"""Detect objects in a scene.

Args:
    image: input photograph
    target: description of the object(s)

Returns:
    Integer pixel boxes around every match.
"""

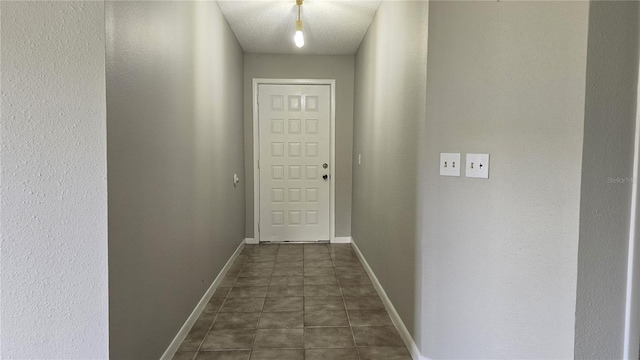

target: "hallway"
[172,243,411,360]
[3,1,640,359]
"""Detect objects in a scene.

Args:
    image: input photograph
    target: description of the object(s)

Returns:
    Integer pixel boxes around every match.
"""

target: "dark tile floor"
[172,243,412,360]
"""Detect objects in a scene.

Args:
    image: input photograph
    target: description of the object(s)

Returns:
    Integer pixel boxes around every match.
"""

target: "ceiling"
[217,1,381,55]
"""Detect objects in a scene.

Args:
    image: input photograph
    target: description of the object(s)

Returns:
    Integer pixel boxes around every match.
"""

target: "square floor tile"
[270,276,303,286]
[304,253,332,261]
[245,253,276,265]
[227,286,268,298]
[357,347,412,360]
[304,260,334,268]
[177,316,214,351]
[304,285,342,297]
[212,312,260,329]
[305,245,329,251]
[249,349,304,360]
[242,261,275,269]
[204,298,224,314]
[304,267,336,277]
[172,351,196,360]
[251,245,279,254]
[266,286,304,298]
[351,326,404,347]
[340,285,378,297]
[272,267,304,276]
[195,351,250,360]
[332,260,363,268]
[334,267,366,276]
[305,311,349,327]
[212,287,232,298]
[304,297,345,312]
[276,254,304,262]
[263,297,304,312]
[200,328,256,350]
[337,275,372,286]
[347,310,393,327]
[234,277,269,287]
[177,330,206,351]
[343,296,384,310]
[221,277,237,287]
[304,275,338,285]
[259,311,303,329]
[304,327,354,349]
[305,348,359,360]
[274,260,303,268]
[238,268,272,278]
[219,297,265,313]
[254,329,303,349]
[330,252,359,259]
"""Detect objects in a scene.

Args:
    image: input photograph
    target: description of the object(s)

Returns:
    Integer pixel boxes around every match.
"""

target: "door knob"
[322,174,328,180]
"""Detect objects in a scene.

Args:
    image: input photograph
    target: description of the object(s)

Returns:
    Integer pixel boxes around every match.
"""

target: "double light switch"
[440,153,490,179]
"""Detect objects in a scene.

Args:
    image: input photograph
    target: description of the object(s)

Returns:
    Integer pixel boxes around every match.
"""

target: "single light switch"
[440,153,461,176]
[465,153,490,179]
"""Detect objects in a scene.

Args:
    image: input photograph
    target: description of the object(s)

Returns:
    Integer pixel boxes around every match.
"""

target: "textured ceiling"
[217,1,381,55]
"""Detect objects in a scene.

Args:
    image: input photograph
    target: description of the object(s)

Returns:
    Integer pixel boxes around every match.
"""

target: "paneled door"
[258,84,331,242]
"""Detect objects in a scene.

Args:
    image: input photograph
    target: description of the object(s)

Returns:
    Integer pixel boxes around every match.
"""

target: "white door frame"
[252,78,336,243]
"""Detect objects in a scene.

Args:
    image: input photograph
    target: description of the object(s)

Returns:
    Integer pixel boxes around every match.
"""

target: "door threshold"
[260,240,330,244]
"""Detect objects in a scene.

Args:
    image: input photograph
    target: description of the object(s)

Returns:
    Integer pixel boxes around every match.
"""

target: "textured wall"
[106,2,245,358]
[574,2,640,359]
[243,54,354,238]
[1,2,109,358]
[422,2,588,358]
[351,1,428,345]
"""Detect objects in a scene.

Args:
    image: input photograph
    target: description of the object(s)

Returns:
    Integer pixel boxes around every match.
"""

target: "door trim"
[252,78,336,243]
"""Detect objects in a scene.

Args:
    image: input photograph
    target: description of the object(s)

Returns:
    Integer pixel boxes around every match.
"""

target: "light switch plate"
[440,153,461,176]
[466,153,490,178]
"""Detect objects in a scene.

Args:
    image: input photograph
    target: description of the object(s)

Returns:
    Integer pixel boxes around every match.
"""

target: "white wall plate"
[440,153,461,177]
[465,153,490,179]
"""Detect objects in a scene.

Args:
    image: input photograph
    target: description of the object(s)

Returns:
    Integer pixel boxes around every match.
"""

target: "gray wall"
[244,54,354,238]
[422,2,588,358]
[106,2,245,358]
[352,0,429,344]
[574,2,640,359]
[1,2,109,358]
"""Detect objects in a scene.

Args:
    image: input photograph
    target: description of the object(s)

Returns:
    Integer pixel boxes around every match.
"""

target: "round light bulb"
[294,30,304,48]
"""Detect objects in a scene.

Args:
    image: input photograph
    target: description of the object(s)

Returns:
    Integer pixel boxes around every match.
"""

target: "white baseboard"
[244,237,258,244]
[331,236,352,244]
[160,239,246,360]
[351,239,423,360]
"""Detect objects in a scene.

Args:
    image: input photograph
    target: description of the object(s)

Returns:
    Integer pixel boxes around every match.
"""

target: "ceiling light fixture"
[294,0,304,48]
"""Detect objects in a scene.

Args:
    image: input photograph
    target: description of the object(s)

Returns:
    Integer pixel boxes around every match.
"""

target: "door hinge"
[258,222,260,232]
[258,159,260,169]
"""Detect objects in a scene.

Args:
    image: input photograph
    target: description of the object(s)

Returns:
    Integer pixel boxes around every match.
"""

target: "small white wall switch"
[440,153,461,176]
[465,153,490,179]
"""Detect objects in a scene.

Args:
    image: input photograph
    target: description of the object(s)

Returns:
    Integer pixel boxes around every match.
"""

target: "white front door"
[258,84,331,242]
